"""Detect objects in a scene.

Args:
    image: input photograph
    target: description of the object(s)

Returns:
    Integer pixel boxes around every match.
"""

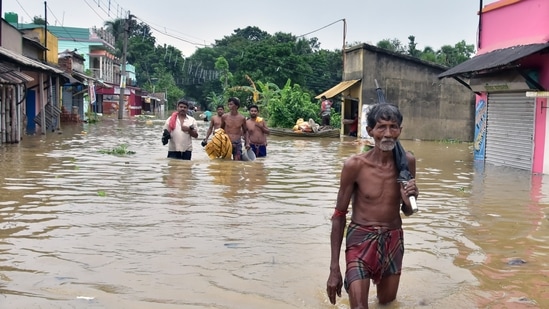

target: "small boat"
[270,127,340,138]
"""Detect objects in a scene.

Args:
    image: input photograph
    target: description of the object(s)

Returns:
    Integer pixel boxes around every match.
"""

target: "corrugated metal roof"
[61,72,81,85]
[72,71,113,88]
[439,42,549,78]
[0,46,64,74]
[72,71,92,84]
[315,79,361,99]
[0,62,34,84]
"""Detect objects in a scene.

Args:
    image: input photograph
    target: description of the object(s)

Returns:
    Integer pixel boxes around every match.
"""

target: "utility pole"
[0,0,3,46]
[118,11,131,119]
[342,18,346,79]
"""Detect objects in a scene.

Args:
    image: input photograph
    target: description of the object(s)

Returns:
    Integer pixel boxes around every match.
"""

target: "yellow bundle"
[256,117,263,123]
[204,128,233,160]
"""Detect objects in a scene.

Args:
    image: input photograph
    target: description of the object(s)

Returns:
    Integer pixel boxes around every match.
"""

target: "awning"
[0,62,34,84]
[315,79,361,99]
[0,46,64,74]
[61,72,81,85]
[72,71,92,84]
[439,42,549,78]
[72,71,113,88]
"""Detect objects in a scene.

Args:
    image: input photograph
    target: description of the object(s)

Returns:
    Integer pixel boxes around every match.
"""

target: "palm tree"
[104,18,125,56]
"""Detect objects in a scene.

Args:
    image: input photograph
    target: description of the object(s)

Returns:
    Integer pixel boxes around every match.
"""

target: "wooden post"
[55,75,61,130]
[16,84,22,142]
[48,75,53,131]
[10,86,16,142]
[1,86,5,144]
[40,73,46,134]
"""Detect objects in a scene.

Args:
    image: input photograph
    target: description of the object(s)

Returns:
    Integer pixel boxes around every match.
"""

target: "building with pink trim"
[440,0,549,174]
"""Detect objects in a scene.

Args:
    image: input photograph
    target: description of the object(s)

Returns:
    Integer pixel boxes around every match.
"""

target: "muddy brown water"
[0,118,548,308]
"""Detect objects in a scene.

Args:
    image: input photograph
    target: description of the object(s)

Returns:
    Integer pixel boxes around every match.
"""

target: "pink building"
[440,0,549,174]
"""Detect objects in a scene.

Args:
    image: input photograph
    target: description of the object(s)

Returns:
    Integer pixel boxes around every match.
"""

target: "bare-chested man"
[220,97,249,160]
[326,103,418,309]
[245,104,269,157]
[203,105,225,145]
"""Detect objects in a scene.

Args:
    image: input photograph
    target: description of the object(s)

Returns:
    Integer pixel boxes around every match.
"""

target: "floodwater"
[0,117,548,309]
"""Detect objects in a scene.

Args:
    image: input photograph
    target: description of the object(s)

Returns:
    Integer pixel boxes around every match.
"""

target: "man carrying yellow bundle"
[204,128,232,159]
[220,97,250,161]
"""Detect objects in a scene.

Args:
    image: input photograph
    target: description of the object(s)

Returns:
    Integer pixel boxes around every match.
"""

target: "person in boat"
[203,105,225,146]
[162,99,199,160]
[326,103,418,308]
[246,104,269,157]
[320,95,333,126]
[220,97,249,160]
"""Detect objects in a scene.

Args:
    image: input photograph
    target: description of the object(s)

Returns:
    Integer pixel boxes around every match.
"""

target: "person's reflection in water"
[162,160,195,198]
[207,160,268,204]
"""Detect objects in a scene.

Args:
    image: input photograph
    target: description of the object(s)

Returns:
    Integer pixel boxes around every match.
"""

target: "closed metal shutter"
[486,92,535,170]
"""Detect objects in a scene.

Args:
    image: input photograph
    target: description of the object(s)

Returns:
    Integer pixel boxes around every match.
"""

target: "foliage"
[102,19,476,126]
[330,113,342,129]
[32,16,46,25]
[266,80,319,129]
[376,36,475,67]
[215,56,232,90]
[99,144,136,156]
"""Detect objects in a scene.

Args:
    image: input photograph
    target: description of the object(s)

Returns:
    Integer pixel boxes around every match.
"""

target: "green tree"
[266,80,319,128]
[419,46,437,63]
[436,40,475,67]
[376,38,405,53]
[32,16,46,25]
[407,35,420,57]
[215,56,232,90]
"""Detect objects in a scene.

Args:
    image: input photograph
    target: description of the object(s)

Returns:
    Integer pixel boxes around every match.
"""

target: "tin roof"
[0,63,34,84]
[0,47,64,74]
[315,79,361,99]
[439,42,549,78]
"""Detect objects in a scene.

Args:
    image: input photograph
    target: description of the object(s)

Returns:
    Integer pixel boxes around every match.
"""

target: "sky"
[5,0,499,57]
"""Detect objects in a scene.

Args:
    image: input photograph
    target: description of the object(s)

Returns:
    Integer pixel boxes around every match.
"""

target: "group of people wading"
[161,98,419,309]
[162,97,269,161]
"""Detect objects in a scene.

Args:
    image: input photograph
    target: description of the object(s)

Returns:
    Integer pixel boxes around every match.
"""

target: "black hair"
[177,99,189,107]
[367,103,403,129]
[228,97,240,108]
[249,104,259,111]
[216,104,225,110]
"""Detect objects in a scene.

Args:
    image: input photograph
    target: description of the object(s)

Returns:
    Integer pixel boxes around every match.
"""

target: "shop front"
[95,85,143,117]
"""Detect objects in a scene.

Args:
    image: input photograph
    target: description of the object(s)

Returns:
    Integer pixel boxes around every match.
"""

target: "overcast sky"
[6,0,498,57]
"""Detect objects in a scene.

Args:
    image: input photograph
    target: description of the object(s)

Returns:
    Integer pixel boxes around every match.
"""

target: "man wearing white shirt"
[163,100,199,160]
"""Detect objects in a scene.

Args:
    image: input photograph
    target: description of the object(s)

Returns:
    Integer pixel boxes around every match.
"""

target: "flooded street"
[1,117,548,309]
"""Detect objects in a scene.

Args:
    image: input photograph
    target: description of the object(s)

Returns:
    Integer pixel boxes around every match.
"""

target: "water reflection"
[0,120,547,308]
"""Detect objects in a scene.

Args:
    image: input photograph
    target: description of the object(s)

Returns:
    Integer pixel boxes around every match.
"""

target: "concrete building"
[1,18,68,142]
[439,0,549,173]
[318,43,475,142]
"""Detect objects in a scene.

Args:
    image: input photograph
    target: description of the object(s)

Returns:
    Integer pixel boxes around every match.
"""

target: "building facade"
[318,43,475,142]
[439,0,549,174]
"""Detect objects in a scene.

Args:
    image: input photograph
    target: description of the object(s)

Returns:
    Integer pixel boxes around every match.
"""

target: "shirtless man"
[326,103,418,309]
[220,97,249,160]
[203,105,225,145]
[245,104,269,157]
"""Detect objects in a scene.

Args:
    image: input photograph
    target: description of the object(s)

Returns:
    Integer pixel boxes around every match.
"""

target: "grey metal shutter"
[486,92,535,170]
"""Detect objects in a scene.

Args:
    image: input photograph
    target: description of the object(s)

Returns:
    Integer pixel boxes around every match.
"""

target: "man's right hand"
[326,268,343,305]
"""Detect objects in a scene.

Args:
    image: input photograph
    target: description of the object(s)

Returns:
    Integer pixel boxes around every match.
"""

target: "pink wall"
[479,0,549,54]
[533,97,546,174]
